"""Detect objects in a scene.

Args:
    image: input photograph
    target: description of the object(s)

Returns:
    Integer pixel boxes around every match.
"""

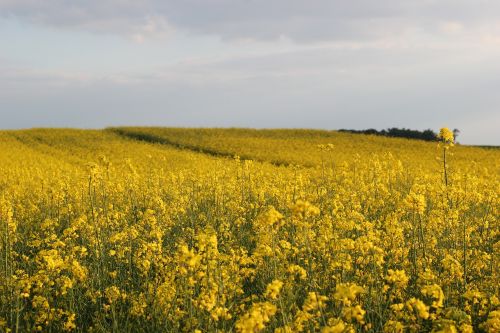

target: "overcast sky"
[1,0,499,144]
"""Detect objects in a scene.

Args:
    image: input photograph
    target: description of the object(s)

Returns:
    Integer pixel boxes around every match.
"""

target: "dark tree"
[339,128,438,142]
[453,129,460,143]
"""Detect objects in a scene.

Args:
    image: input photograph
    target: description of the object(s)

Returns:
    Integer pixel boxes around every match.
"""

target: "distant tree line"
[338,128,439,142]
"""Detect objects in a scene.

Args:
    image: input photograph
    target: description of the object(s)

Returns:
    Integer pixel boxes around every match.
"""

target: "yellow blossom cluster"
[0,127,498,332]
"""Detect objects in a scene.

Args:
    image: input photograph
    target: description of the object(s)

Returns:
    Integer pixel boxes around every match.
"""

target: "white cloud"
[440,21,464,33]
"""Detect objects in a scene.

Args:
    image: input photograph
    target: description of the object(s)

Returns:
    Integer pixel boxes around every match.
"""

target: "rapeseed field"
[0,128,498,332]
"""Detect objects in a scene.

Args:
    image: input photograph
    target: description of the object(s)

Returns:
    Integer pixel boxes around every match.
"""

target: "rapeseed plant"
[0,128,498,332]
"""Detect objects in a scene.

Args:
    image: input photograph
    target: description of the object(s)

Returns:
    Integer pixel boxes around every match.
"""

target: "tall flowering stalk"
[438,127,454,187]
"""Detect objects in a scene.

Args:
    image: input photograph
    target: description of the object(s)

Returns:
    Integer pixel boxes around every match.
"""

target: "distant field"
[0,128,498,332]
[110,127,499,169]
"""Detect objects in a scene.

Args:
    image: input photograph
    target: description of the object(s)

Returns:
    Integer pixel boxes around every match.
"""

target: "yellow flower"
[290,200,320,219]
[32,295,49,310]
[59,276,74,296]
[421,284,444,308]
[404,192,426,214]
[105,286,122,304]
[321,321,345,333]
[343,304,365,324]
[288,264,308,280]
[438,127,454,145]
[386,269,409,290]
[406,298,429,319]
[40,249,65,271]
[334,283,364,306]
[235,302,277,333]
[70,260,87,282]
[255,206,284,229]
[302,292,328,312]
[481,310,500,332]
[130,294,147,317]
[264,279,284,300]
[433,321,458,333]
[63,313,76,331]
[384,320,405,333]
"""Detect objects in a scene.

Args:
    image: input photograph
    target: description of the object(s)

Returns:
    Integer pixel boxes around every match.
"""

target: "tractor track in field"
[107,128,295,168]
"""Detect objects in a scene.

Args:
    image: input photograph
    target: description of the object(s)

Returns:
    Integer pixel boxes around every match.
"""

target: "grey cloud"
[1,0,500,41]
[0,0,172,39]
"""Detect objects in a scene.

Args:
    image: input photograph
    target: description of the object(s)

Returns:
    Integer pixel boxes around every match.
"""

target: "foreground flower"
[438,127,454,145]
